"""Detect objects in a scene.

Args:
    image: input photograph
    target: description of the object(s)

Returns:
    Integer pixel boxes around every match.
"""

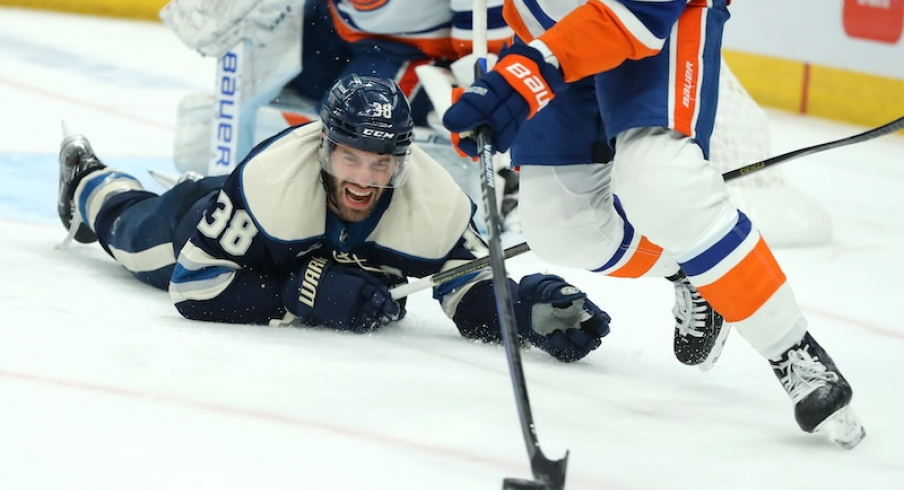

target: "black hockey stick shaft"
[389,242,531,300]
[470,3,567,484]
[476,127,567,490]
[722,115,904,182]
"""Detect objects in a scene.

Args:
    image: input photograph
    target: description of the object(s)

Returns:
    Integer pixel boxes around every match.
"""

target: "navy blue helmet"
[319,75,414,187]
[320,74,414,156]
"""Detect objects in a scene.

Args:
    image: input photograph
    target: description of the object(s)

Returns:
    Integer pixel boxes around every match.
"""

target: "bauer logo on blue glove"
[500,61,553,112]
[443,42,565,157]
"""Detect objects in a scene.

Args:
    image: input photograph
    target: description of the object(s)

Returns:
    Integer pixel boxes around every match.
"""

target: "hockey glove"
[515,273,611,363]
[442,42,565,157]
[282,256,403,333]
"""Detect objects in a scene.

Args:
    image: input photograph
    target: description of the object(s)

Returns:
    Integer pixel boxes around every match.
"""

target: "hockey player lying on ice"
[56,74,614,363]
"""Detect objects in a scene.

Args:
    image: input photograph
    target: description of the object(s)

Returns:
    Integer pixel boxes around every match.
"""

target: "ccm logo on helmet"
[362,128,395,139]
[504,62,552,110]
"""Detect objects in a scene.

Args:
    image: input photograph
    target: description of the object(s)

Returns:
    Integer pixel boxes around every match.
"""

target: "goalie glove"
[159,0,301,57]
[442,42,565,157]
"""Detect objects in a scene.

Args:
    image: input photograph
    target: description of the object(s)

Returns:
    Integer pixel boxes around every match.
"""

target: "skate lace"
[673,278,708,339]
[775,349,839,403]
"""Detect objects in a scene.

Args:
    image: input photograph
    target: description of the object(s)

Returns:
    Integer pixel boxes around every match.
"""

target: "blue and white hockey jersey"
[169,122,492,327]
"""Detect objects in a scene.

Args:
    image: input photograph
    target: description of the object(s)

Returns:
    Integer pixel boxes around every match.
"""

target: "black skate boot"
[771,332,865,449]
[667,270,730,370]
[58,131,107,244]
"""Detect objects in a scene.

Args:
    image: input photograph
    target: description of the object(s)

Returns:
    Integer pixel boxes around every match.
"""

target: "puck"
[502,478,550,490]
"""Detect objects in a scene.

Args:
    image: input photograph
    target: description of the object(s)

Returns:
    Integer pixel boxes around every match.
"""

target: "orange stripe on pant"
[696,238,787,322]
[607,236,664,278]
[672,6,704,138]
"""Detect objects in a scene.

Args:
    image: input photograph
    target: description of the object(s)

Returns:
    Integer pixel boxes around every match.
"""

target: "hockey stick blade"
[722,115,904,182]
[531,448,569,489]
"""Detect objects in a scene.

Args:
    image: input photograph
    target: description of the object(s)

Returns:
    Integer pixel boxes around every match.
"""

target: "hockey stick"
[722,115,904,182]
[468,3,567,490]
[390,242,531,300]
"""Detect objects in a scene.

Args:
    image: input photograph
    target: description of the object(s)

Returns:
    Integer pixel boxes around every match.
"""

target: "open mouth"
[344,186,374,209]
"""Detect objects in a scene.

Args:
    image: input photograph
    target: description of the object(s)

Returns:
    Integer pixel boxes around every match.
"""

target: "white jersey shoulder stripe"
[366,143,474,261]
[240,123,328,242]
[241,122,472,260]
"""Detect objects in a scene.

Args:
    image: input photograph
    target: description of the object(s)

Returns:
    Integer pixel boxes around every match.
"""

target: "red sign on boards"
[843,0,904,44]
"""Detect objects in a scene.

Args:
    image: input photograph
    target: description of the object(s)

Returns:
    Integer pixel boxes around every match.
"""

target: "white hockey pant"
[520,127,807,358]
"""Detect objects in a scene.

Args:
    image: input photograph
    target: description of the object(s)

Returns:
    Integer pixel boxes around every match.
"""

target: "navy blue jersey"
[169,122,491,326]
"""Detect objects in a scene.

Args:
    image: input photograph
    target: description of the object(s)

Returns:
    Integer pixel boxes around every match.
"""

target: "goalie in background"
[443,0,864,448]
[56,74,612,364]
[160,0,523,232]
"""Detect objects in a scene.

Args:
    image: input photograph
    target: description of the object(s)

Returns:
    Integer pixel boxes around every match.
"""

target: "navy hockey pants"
[93,176,228,290]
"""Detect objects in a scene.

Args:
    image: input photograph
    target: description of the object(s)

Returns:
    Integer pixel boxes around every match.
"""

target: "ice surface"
[1,7,903,490]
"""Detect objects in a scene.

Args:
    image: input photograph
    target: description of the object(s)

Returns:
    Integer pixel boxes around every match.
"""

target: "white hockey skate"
[770,332,866,449]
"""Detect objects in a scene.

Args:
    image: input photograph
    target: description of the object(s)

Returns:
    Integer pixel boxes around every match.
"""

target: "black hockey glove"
[515,273,611,362]
[282,256,403,333]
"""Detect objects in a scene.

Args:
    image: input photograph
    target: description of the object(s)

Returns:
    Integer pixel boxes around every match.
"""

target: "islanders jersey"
[328,0,513,59]
[507,0,729,160]
[169,122,490,325]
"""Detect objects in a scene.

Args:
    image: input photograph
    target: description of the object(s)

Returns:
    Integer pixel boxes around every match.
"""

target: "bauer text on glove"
[442,42,565,157]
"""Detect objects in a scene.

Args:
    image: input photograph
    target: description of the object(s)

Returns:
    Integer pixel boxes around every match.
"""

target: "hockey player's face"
[328,144,397,188]
[324,145,391,222]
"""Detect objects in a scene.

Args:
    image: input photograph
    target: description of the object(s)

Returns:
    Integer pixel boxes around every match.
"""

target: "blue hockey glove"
[282,256,402,333]
[443,42,565,156]
[515,273,611,363]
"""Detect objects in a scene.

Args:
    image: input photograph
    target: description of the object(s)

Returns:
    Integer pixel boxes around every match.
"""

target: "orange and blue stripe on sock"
[682,211,787,322]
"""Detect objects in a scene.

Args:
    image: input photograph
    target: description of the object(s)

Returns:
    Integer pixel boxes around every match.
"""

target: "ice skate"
[668,270,730,370]
[58,125,107,244]
[771,332,865,449]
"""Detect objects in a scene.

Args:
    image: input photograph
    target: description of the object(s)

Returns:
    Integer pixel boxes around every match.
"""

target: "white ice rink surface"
[2,7,903,490]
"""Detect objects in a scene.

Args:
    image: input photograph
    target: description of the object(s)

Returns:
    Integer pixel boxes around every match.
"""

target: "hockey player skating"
[443,0,866,448]
[56,74,612,363]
